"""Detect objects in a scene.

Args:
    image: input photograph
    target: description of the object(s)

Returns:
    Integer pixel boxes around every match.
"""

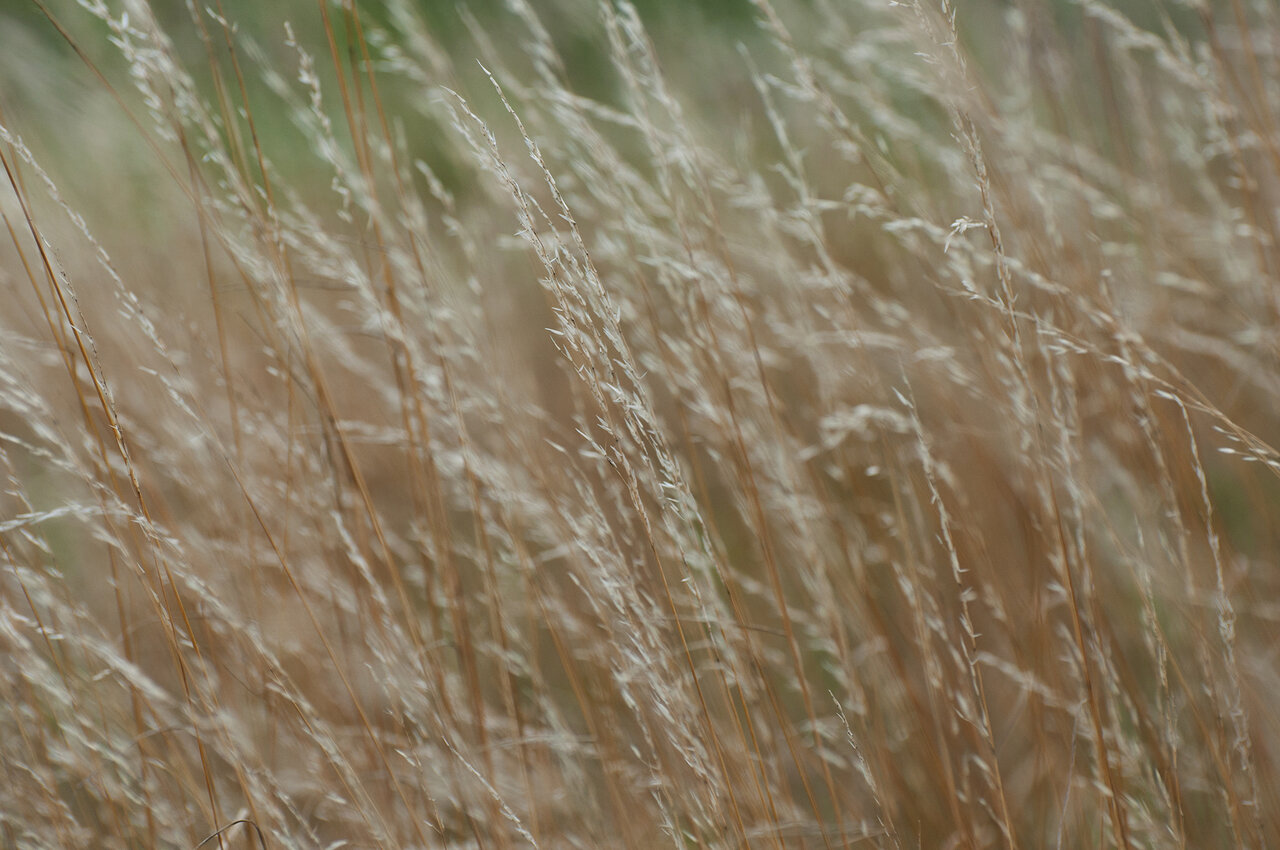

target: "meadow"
[1,0,1279,847]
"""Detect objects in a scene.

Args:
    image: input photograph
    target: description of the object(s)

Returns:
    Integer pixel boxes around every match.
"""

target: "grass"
[1,0,1279,847]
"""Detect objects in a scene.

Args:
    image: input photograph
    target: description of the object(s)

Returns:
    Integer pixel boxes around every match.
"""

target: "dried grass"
[2,0,1279,847]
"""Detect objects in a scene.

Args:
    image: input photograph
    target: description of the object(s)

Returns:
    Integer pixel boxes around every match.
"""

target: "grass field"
[2,0,1280,847]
